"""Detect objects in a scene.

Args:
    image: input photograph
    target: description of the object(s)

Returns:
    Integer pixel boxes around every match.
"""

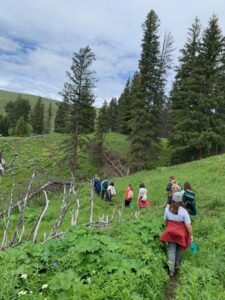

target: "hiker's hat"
[172,192,183,203]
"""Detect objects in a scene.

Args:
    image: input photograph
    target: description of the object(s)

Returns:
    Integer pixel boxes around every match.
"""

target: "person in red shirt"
[160,192,193,277]
[124,184,133,207]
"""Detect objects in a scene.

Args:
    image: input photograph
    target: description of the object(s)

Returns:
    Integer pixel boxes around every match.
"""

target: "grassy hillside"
[0,134,98,206]
[0,134,225,298]
[0,89,59,120]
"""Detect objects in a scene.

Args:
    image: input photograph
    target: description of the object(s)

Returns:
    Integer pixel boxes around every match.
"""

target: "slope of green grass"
[0,134,98,206]
[0,89,59,116]
[1,133,225,298]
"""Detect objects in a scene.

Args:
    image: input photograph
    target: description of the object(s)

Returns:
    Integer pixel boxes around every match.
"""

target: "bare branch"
[32,190,50,243]
[89,186,94,224]
[1,184,14,249]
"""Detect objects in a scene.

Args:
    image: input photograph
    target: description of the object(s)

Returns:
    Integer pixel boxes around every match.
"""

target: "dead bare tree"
[1,184,14,249]
[9,173,36,246]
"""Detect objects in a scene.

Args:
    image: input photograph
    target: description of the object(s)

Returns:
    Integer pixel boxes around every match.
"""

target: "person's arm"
[186,224,193,241]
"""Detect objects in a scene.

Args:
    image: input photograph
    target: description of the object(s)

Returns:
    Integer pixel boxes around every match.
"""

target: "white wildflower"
[41,284,48,289]
[21,274,28,280]
[18,290,27,295]
[86,277,91,284]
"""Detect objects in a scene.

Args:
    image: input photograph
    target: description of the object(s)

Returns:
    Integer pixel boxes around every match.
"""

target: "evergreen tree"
[0,114,9,136]
[130,10,169,171]
[15,116,28,137]
[129,73,155,171]
[198,15,225,156]
[45,103,52,134]
[55,101,70,133]
[90,103,108,167]
[169,18,202,163]
[97,101,109,133]
[108,98,119,132]
[60,46,96,174]
[31,97,45,134]
[169,16,225,163]
[5,95,31,131]
[117,79,133,134]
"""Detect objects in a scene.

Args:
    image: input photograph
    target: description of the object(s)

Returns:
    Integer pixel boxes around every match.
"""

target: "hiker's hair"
[139,183,145,188]
[184,181,193,191]
[169,202,183,215]
[110,182,114,186]
[169,176,175,181]
[128,184,133,190]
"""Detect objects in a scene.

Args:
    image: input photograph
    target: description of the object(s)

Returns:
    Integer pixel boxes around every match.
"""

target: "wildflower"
[18,290,27,296]
[86,277,91,284]
[41,284,48,289]
[21,274,28,280]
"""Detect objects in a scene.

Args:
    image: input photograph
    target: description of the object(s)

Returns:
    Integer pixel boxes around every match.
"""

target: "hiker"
[171,180,181,195]
[138,183,150,208]
[160,191,193,277]
[93,175,101,196]
[101,178,109,200]
[165,176,175,205]
[0,150,5,175]
[182,182,197,216]
[106,182,116,202]
[124,184,133,207]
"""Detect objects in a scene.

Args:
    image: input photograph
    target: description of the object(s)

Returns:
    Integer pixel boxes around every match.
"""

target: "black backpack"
[183,190,196,215]
[102,180,108,189]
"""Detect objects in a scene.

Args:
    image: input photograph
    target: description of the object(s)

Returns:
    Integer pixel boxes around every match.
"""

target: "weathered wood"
[0,181,71,217]
[32,190,50,243]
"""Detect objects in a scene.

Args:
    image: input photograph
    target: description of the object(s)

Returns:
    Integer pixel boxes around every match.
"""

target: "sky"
[0,0,225,107]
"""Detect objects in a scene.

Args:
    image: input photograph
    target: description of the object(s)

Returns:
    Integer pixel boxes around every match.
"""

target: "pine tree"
[108,98,119,132]
[31,97,45,134]
[117,78,132,134]
[198,15,225,156]
[5,95,31,132]
[45,103,52,134]
[169,16,225,163]
[0,114,9,136]
[97,101,109,133]
[130,10,167,171]
[15,116,28,137]
[129,73,155,171]
[55,101,70,133]
[169,18,202,163]
[60,46,96,174]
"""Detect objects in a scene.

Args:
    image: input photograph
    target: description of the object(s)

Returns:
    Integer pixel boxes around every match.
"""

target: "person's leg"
[175,244,182,269]
[167,242,176,275]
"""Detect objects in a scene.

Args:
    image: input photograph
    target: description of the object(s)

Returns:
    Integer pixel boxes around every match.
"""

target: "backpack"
[183,190,196,215]
[102,180,108,189]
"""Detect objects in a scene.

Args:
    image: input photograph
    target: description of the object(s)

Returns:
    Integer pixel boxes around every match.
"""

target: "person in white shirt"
[106,182,116,202]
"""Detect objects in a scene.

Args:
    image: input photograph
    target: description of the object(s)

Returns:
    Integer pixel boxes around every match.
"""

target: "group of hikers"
[92,175,151,208]
[92,176,116,202]
[92,174,197,277]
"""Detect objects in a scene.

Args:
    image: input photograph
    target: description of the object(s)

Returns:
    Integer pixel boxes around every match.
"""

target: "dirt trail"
[164,275,179,300]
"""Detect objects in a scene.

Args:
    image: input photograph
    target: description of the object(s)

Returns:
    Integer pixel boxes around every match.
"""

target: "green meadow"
[0,133,225,299]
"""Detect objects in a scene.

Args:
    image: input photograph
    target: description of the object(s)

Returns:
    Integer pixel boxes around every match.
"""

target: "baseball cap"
[172,192,183,203]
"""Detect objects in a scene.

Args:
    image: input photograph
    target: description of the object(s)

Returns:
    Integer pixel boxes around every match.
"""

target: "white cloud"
[0,0,225,105]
